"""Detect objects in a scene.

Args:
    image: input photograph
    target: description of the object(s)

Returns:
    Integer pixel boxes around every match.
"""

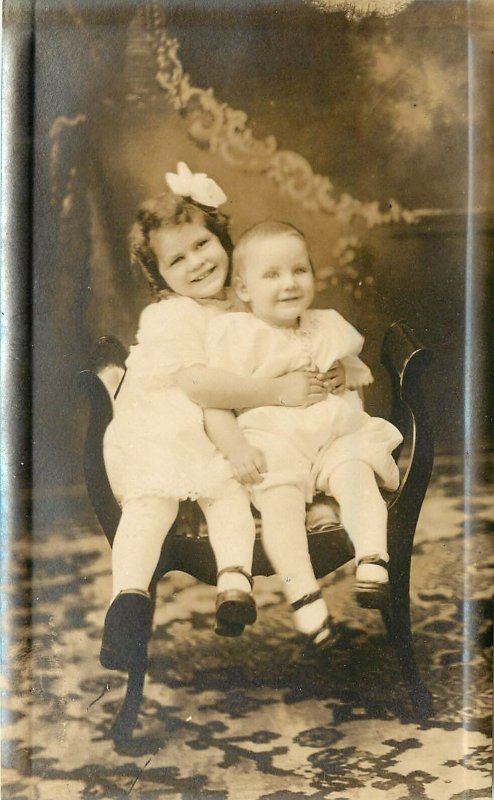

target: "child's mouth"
[191,265,215,283]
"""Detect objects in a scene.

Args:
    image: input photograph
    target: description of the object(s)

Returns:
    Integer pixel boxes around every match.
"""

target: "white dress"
[103,295,237,504]
[206,310,403,503]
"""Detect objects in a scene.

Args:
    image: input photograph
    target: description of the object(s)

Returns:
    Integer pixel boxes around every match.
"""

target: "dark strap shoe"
[355,555,390,609]
[215,567,257,637]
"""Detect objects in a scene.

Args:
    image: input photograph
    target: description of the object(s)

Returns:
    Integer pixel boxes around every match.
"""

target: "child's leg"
[111,495,179,599]
[328,460,388,584]
[258,485,329,636]
[101,494,179,671]
[198,488,256,594]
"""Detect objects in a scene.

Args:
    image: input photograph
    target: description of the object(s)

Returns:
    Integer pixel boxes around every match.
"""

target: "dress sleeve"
[126,298,208,388]
[314,310,374,388]
[340,354,374,389]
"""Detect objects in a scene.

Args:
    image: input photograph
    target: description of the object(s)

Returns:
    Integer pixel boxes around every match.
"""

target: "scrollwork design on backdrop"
[146,4,419,222]
[129,3,420,295]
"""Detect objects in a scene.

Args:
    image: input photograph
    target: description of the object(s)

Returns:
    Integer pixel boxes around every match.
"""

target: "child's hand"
[324,360,346,395]
[277,371,328,407]
[228,441,267,485]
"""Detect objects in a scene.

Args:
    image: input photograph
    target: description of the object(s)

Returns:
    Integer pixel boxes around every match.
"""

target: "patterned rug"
[2,457,492,799]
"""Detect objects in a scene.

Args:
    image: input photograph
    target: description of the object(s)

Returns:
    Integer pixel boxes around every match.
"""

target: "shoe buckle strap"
[356,554,389,569]
[216,565,254,590]
[291,589,323,612]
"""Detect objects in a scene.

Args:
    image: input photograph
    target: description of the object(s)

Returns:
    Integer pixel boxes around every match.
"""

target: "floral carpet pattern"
[2,458,493,799]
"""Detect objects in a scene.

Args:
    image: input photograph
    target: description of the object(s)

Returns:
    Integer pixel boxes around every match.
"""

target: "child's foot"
[291,589,334,651]
[100,589,153,671]
[355,555,389,609]
[302,617,336,654]
[215,567,257,637]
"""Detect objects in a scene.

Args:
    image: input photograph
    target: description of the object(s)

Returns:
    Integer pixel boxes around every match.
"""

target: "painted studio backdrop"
[3,2,492,796]
[33,0,492,493]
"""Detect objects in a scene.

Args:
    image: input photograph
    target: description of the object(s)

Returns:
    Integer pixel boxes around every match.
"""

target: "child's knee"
[259,484,305,508]
[328,459,376,496]
[123,495,179,523]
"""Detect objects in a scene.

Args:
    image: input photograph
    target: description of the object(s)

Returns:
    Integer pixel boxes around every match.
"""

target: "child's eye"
[170,255,184,267]
[196,238,210,249]
[263,271,278,279]
[295,266,309,274]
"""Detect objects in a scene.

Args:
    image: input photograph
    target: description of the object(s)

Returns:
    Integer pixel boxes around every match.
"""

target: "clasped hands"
[278,360,345,407]
[229,360,345,485]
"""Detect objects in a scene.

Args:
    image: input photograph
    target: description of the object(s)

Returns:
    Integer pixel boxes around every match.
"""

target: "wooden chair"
[78,320,434,742]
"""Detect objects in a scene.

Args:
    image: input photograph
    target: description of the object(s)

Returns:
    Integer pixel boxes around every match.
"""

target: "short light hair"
[232,221,309,279]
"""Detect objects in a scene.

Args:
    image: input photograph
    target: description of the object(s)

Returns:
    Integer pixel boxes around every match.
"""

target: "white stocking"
[328,460,389,582]
[111,495,179,600]
[198,489,256,593]
[258,486,328,634]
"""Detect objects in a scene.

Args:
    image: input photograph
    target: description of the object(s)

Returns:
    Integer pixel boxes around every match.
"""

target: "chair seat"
[167,485,398,583]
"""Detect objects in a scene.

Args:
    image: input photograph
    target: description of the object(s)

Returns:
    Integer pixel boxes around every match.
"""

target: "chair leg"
[111,579,159,743]
[382,577,433,719]
[112,665,147,743]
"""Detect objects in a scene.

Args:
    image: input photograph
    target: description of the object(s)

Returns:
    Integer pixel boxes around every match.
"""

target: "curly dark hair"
[129,191,233,296]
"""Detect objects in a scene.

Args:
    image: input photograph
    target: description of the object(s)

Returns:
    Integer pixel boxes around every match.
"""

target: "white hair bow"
[165,162,227,208]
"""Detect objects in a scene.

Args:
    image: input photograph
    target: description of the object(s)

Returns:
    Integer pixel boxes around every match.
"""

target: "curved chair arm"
[309,321,434,581]
[381,320,434,523]
[86,334,127,374]
[78,336,127,545]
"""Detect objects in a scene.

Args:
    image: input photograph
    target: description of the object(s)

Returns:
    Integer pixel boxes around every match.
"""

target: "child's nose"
[188,251,205,269]
[281,273,297,288]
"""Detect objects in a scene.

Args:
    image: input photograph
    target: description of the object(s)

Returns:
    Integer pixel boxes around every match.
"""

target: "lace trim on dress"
[121,487,208,505]
[273,314,330,370]
[195,286,239,311]
[195,297,235,310]
[115,460,236,506]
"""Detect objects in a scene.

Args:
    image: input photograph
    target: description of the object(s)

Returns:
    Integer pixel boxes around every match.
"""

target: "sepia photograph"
[2,0,493,797]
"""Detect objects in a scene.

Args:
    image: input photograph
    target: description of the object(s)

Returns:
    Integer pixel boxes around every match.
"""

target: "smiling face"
[234,232,315,327]
[150,221,230,300]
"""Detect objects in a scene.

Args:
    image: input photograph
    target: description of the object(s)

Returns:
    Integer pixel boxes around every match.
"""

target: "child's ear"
[233,274,250,302]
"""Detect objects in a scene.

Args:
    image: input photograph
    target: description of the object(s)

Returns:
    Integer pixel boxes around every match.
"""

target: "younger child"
[204,221,403,649]
[101,167,329,671]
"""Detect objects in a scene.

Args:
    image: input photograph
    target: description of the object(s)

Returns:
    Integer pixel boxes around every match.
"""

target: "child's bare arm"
[175,366,328,410]
[204,408,266,485]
